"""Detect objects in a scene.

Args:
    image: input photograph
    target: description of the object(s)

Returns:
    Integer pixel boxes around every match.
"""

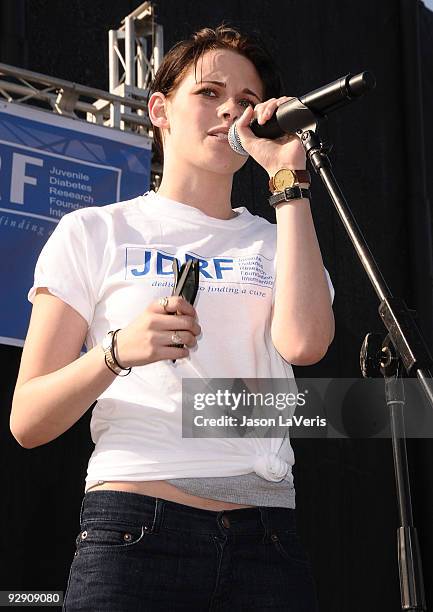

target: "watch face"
[274,168,295,190]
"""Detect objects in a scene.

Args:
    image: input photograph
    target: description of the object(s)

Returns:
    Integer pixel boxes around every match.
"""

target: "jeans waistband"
[80,490,297,537]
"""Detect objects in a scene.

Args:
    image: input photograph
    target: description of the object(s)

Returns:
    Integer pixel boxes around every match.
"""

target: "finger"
[257,100,279,125]
[158,330,197,348]
[258,96,296,124]
[155,313,201,336]
[276,96,295,103]
[173,295,199,317]
[235,104,254,129]
[257,106,275,125]
[171,296,198,317]
[153,295,197,317]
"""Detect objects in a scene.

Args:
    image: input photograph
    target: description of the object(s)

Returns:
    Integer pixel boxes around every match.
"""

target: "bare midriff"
[86,480,255,511]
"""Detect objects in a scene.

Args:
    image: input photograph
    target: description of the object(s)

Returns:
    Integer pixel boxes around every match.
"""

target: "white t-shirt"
[28,190,334,492]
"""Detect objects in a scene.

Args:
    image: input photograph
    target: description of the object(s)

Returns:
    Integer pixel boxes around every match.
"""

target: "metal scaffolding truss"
[0,1,163,180]
[93,1,164,136]
[109,1,163,98]
[0,61,151,130]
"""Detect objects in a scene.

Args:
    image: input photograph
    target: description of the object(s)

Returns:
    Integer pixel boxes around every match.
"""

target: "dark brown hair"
[147,23,284,163]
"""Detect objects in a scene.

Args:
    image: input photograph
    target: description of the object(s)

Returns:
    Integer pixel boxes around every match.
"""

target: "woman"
[11,24,334,611]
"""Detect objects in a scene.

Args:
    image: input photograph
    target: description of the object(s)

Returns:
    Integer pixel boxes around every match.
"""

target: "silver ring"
[158,296,169,311]
[228,122,249,157]
[171,332,182,345]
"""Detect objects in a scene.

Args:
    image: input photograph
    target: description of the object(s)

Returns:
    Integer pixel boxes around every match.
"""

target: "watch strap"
[102,330,131,376]
[268,169,311,193]
[269,186,311,208]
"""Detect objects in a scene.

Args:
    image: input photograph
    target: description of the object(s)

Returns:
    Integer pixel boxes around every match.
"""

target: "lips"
[208,127,230,136]
[211,132,229,140]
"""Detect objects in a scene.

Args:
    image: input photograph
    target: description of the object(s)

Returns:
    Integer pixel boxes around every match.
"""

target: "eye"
[197,88,254,108]
[198,87,217,97]
[238,98,254,108]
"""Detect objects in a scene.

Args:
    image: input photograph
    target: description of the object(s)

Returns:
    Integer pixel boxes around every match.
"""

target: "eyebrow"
[198,80,262,102]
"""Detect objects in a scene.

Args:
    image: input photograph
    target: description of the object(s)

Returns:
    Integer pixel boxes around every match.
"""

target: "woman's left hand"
[234,97,307,175]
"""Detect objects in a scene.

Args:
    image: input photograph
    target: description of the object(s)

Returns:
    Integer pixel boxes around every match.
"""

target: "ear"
[148,92,170,129]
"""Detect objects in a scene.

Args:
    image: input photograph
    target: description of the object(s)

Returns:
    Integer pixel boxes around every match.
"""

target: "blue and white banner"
[0,100,152,346]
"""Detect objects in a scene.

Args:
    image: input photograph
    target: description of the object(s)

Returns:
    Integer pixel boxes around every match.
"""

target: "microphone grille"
[228,123,249,157]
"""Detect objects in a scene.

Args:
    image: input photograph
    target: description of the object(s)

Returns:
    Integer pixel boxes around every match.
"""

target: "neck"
[156,157,237,220]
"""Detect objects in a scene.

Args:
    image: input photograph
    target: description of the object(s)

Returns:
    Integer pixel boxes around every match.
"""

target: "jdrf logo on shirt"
[124,247,274,289]
[125,248,234,280]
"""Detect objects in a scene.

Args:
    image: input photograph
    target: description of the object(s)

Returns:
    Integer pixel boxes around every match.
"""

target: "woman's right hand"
[115,296,201,367]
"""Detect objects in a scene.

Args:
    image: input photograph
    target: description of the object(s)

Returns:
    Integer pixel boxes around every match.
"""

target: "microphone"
[228,71,376,156]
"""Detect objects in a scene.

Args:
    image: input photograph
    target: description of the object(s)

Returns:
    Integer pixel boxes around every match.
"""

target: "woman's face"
[154,48,264,175]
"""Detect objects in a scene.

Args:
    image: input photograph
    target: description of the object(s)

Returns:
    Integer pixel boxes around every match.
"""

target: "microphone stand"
[290,101,430,610]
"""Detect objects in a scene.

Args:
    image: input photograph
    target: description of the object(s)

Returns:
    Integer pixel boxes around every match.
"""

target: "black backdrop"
[1,0,432,609]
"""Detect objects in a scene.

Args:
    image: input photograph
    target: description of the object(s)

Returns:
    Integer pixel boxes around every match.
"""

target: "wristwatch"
[268,168,311,193]
[101,330,124,375]
[269,186,311,208]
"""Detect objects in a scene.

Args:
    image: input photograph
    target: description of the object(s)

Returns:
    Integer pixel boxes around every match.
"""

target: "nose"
[217,98,239,123]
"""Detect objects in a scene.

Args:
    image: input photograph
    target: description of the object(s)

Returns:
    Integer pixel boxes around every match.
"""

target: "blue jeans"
[63,490,319,611]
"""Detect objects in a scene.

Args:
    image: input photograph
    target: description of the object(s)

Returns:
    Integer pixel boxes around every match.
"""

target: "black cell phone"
[170,258,199,362]
[171,258,199,306]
